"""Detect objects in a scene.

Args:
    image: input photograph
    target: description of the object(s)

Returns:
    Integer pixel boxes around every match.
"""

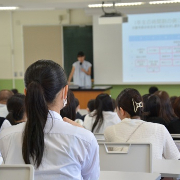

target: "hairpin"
[132,98,143,113]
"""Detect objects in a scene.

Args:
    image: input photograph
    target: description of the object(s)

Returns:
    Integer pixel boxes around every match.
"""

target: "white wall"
[0,9,92,80]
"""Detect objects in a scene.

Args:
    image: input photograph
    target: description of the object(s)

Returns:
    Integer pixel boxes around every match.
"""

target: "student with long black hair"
[83,93,121,133]
[0,60,99,180]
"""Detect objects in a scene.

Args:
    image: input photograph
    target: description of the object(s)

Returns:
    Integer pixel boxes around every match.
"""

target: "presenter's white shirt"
[0,110,100,180]
[73,60,92,87]
[104,118,180,160]
[0,104,8,118]
[83,111,121,133]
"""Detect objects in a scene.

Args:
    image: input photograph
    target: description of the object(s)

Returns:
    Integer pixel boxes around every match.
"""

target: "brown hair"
[154,91,177,123]
[173,97,180,119]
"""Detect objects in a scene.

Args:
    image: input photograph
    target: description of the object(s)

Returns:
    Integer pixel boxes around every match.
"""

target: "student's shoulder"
[72,61,79,66]
[0,122,25,139]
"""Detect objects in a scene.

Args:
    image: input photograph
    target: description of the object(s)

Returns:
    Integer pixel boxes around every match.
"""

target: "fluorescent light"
[116,2,145,6]
[0,7,19,10]
[88,2,144,8]
[149,0,180,4]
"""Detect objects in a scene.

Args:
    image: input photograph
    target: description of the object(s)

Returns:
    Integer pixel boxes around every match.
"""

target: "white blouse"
[83,111,121,133]
[104,118,180,160]
[0,110,100,180]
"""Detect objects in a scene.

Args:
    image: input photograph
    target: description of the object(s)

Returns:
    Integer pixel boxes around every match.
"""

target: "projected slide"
[123,12,180,83]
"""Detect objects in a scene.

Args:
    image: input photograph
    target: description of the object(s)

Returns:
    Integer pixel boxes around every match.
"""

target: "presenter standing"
[68,51,92,88]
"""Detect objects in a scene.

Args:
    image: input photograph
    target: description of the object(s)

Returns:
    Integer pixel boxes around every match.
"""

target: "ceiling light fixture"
[149,0,180,4]
[88,2,144,8]
[0,7,19,10]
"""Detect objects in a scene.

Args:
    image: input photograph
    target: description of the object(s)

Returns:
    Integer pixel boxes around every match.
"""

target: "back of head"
[154,91,176,122]
[92,93,114,132]
[60,90,76,121]
[87,99,95,112]
[6,94,25,125]
[173,97,180,119]
[149,86,158,94]
[116,88,143,118]
[74,98,79,109]
[23,60,67,168]
[0,90,14,104]
[146,94,161,118]
[11,89,19,94]
[170,96,178,107]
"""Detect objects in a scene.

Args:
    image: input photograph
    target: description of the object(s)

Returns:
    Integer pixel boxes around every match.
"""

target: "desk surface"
[100,171,161,180]
[154,159,180,178]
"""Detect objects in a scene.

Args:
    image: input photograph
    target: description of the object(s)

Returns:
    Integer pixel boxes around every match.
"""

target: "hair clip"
[132,98,143,113]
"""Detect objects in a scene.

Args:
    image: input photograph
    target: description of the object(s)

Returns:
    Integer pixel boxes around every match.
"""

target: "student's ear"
[63,85,68,99]
[120,107,125,116]
[24,89,27,95]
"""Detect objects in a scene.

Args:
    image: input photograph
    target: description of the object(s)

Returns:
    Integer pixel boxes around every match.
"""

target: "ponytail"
[22,60,67,168]
[22,81,48,168]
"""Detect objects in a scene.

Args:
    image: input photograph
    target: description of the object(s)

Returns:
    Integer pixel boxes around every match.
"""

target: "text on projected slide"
[123,12,180,83]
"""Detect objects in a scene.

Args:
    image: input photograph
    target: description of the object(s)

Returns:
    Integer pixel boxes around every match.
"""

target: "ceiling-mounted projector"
[99,12,128,24]
[98,1,128,25]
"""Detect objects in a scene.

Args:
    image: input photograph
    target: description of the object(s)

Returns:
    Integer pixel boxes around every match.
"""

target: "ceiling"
[0,0,180,14]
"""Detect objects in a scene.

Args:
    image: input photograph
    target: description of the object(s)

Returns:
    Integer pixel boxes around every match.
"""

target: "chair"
[0,164,34,180]
[94,133,105,141]
[171,134,180,139]
[98,142,152,173]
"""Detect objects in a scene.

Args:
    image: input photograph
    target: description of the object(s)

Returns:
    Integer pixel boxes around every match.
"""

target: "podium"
[70,86,112,109]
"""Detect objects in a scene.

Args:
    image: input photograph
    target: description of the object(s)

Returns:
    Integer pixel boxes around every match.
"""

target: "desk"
[154,159,180,178]
[99,171,161,180]
[70,86,112,109]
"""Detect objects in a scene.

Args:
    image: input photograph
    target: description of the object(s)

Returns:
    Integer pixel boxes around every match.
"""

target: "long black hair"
[92,93,114,133]
[6,93,25,125]
[22,60,67,168]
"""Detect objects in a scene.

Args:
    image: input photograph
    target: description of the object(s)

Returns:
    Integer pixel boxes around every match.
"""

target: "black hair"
[92,94,114,133]
[87,99,95,112]
[116,88,143,118]
[74,98,79,108]
[22,60,67,168]
[146,94,161,118]
[60,90,76,121]
[11,89,19,94]
[77,51,85,57]
[149,86,158,94]
[6,93,25,125]
[141,94,151,120]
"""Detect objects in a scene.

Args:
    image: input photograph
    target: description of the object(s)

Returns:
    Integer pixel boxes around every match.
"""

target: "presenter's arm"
[81,67,91,76]
[68,66,75,84]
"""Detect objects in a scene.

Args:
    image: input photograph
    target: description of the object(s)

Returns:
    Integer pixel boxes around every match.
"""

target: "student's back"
[83,94,121,133]
[0,60,99,180]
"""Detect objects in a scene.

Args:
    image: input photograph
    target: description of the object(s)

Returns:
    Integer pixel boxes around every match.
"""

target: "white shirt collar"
[47,110,63,122]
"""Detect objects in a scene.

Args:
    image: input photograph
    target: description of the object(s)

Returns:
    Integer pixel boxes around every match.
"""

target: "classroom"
[0,0,180,180]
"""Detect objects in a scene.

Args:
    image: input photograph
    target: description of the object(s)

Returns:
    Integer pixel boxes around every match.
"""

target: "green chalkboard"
[63,26,93,80]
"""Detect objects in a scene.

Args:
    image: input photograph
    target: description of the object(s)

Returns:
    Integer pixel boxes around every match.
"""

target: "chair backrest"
[0,165,34,180]
[171,134,180,140]
[94,133,105,141]
[98,142,152,173]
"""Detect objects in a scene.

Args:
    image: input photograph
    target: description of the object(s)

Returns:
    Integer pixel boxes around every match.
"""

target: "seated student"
[104,88,180,159]
[168,97,180,134]
[11,89,19,94]
[87,99,95,113]
[144,94,167,127]
[0,90,13,118]
[6,94,26,124]
[75,98,85,121]
[83,93,121,133]
[154,91,179,132]
[149,86,158,94]
[0,60,99,180]
[60,90,76,121]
